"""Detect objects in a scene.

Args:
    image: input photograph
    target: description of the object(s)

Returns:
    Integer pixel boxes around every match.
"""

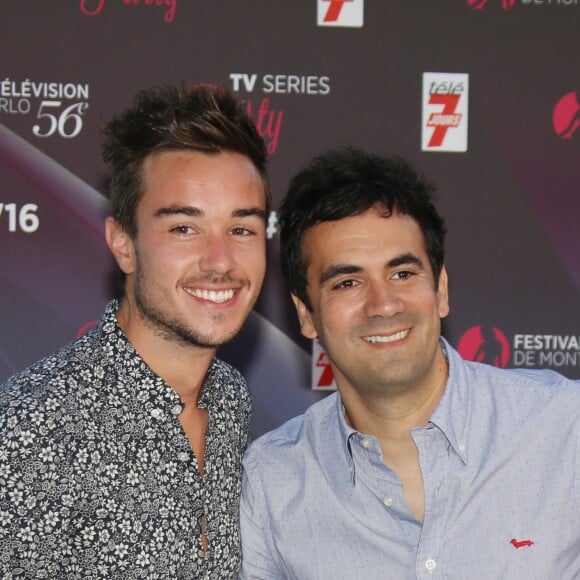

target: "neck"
[115,299,216,406]
[340,349,448,441]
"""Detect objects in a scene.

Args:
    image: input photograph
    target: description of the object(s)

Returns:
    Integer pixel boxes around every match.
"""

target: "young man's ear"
[105,217,136,275]
[291,294,318,340]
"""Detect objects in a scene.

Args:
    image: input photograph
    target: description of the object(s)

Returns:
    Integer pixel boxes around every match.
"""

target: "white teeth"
[185,288,235,303]
[363,329,409,344]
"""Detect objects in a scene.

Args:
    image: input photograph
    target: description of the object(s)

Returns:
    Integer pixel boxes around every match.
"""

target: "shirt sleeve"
[239,449,284,579]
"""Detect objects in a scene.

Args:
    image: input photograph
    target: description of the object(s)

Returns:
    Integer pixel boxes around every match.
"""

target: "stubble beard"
[133,257,247,350]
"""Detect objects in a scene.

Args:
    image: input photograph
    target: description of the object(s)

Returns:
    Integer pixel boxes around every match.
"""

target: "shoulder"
[495,365,580,419]
[244,393,338,468]
[464,357,579,399]
[211,357,252,409]
[452,352,580,433]
[448,339,578,398]
[1,334,95,413]
[0,331,107,450]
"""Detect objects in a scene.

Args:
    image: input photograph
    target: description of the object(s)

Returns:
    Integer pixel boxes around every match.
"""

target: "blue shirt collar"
[429,337,471,465]
[334,337,471,482]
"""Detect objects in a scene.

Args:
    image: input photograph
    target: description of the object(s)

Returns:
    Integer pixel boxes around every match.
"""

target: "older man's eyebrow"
[232,207,268,221]
[387,253,424,269]
[319,253,426,286]
[320,264,363,286]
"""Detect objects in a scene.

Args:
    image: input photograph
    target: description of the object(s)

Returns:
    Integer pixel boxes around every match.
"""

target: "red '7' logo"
[316,351,335,387]
[322,0,354,22]
[426,94,462,147]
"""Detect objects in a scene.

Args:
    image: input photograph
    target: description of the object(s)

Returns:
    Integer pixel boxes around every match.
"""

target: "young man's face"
[108,150,267,349]
[293,206,449,399]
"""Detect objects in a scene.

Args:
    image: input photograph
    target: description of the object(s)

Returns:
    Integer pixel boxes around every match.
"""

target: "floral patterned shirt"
[0,300,252,579]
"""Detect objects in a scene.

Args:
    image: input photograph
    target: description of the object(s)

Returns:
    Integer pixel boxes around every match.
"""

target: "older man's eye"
[170,225,193,235]
[231,227,254,236]
[392,270,414,281]
[333,279,357,290]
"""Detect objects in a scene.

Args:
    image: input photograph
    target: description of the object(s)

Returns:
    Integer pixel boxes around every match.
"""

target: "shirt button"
[171,404,183,415]
[177,452,189,462]
[383,496,393,507]
[361,438,372,449]
[425,559,437,573]
[458,443,466,452]
[151,408,162,419]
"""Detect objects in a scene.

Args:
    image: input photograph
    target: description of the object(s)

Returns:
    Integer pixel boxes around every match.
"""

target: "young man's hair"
[102,84,269,237]
[279,146,446,310]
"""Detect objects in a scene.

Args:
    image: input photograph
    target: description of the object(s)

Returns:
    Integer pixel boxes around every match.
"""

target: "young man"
[0,85,269,578]
[239,147,580,579]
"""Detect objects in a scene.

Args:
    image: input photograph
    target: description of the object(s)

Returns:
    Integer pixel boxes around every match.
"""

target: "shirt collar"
[333,336,472,480]
[429,337,472,465]
[93,299,221,412]
[335,394,359,484]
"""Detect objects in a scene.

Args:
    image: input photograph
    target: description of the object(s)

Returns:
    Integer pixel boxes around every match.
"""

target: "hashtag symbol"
[266,211,278,239]
[322,0,354,22]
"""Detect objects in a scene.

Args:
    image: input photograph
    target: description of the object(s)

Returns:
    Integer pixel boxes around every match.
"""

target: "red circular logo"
[552,91,580,140]
[457,325,510,368]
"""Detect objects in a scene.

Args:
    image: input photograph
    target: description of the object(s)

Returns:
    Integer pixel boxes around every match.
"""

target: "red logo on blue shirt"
[510,538,534,549]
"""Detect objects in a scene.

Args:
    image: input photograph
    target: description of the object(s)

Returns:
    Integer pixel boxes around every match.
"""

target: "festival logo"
[458,325,580,371]
[457,325,511,367]
[552,90,580,140]
[422,73,469,152]
[512,334,580,368]
[0,79,90,140]
[317,0,364,27]
[312,339,337,391]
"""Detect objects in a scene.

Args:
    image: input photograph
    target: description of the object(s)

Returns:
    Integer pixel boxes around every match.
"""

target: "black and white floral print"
[0,300,251,579]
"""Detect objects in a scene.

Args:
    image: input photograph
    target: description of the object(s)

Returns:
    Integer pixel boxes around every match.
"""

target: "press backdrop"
[1,0,579,436]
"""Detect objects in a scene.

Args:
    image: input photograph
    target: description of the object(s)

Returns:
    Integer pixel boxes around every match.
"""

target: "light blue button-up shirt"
[239,340,580,579]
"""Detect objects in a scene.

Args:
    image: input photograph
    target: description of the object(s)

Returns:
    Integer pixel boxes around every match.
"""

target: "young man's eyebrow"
[153,206,267,220]
[153,206,201,217]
